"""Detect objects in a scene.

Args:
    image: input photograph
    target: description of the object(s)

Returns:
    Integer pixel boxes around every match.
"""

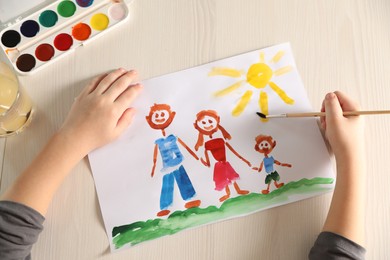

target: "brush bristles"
[256,112,267,119]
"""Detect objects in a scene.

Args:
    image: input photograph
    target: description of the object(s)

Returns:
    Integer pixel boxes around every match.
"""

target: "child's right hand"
[320,91,364,163]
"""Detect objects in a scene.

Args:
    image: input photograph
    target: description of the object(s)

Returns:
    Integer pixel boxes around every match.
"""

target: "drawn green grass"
[112,177,334,249]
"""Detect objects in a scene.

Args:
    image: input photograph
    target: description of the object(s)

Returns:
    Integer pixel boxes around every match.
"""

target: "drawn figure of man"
[146,104,201,217]
[253,135,292,194]
[194,110,251,202]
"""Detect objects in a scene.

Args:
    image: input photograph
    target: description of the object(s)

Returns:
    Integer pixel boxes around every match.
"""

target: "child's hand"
[320,91,364,163]
[58,68,142,156]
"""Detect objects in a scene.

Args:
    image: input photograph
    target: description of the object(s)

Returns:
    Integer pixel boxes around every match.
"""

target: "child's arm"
[309,91,366,259]
[320,91,365,245]
[0,68,142,216]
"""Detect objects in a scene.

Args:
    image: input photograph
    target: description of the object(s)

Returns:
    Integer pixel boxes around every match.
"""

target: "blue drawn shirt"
[263,156,275,173]
[155,134,184,169]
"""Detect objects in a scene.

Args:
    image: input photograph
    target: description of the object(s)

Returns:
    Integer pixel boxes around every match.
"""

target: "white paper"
[89,42,334,251]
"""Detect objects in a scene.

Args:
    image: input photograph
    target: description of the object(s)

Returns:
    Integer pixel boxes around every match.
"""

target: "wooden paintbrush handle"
[287,110,390,118]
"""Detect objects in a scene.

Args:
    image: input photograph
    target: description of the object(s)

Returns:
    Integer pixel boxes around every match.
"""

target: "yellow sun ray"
[274,65,293,76]
[213,80,245,97]
[232,90,253,116]
[210,49,294,118]
[259,91,268,122]
[259,52,265,63]
[269,81,294,104]
[208,67,244,78]
[271,51,285,63]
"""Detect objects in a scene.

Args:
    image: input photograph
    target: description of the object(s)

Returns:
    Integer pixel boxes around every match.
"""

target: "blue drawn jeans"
[160,165,196,210]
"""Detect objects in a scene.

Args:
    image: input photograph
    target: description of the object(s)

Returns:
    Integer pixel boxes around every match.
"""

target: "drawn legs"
[274,181,284,188]
[219,182,249,202]
[262,171,284,194]
[219,186,230,202]
[158,166,199,217]
[262,183,271,194]
[233,182,249,195]
[174,166,201,209]
[174,165,196,200]
[159,173,174,216]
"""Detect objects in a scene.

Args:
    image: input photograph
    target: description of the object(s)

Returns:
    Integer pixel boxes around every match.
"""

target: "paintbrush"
[256,110,390,119]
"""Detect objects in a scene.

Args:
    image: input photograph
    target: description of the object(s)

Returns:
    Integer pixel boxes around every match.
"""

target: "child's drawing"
[193,110,250,202]
[209,50,294,119]
[146,103,201,217]
[88,43,335,252]
[253,135,292,194]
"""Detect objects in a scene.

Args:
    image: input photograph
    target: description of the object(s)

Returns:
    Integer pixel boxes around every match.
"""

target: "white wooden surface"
[1,0,390,259]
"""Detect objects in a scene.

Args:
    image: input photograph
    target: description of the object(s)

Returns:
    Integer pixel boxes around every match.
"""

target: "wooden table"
[1,0,389,259]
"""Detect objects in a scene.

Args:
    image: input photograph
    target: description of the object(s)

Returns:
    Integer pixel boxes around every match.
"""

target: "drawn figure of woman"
[146,104,201,217]
[194,110,251,202]
[253,134,292,194]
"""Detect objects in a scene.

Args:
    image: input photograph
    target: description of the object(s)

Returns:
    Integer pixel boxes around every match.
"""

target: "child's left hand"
[59,68,142,156]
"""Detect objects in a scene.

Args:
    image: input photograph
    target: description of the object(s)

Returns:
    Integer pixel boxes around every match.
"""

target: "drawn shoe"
[262,189,270,194]
[185,200,201,208]
[237,189,249,195]
[275,182,284,188]
[157,209,170,217]
[219,194,230,202]
[233,182,249,195]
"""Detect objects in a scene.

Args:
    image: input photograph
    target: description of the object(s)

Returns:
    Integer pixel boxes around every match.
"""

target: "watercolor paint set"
[0,0,132,75]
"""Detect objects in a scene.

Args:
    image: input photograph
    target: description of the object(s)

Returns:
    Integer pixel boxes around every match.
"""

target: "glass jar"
[0,61,33,137]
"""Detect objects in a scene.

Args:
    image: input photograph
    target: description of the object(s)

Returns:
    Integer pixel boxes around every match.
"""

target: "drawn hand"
[252,167,259,171]
[59,68,142,156]
[200,158,210,167]
[151,162,157,177]
[282,163,292,168]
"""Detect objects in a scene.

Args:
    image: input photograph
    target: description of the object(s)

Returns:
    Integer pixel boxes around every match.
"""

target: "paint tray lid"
[0,0,53,29]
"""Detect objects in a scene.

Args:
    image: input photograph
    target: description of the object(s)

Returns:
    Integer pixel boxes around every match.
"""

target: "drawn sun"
[208,50,294,120]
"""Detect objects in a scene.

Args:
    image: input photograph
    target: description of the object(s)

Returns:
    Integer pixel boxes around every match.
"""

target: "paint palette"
[0,0,131,75]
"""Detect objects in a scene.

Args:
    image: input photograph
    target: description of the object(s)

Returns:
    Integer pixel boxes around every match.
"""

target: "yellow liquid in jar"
[0,62,33,136]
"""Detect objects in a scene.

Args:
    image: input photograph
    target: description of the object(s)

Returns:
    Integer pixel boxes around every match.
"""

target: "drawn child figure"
[253,135,292,194]
[146,103,201,217]
[194,110,251,202]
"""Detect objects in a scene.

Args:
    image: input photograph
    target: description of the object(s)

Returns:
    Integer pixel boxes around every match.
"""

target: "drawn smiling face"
[197,115,217,132]
[193,110,220,136]
[258,140,272,153]
[254,134,276,155]
[146,103,176,130]
[152,109,170,125]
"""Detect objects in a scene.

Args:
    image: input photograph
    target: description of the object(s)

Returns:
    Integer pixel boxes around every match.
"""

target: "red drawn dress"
[205,138,240,191]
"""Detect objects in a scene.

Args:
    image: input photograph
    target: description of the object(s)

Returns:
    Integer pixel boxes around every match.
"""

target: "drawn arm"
[200,150,210,167]
[226,142,251,167]
[275,159,292,168]
[252,161,264,172]
[151,144,158,177]
[178,137,199,160]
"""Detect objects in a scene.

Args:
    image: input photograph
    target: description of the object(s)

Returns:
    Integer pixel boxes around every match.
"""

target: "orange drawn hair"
[146,103,176,131]
[254,134,276,152]
[194,110,231,151]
